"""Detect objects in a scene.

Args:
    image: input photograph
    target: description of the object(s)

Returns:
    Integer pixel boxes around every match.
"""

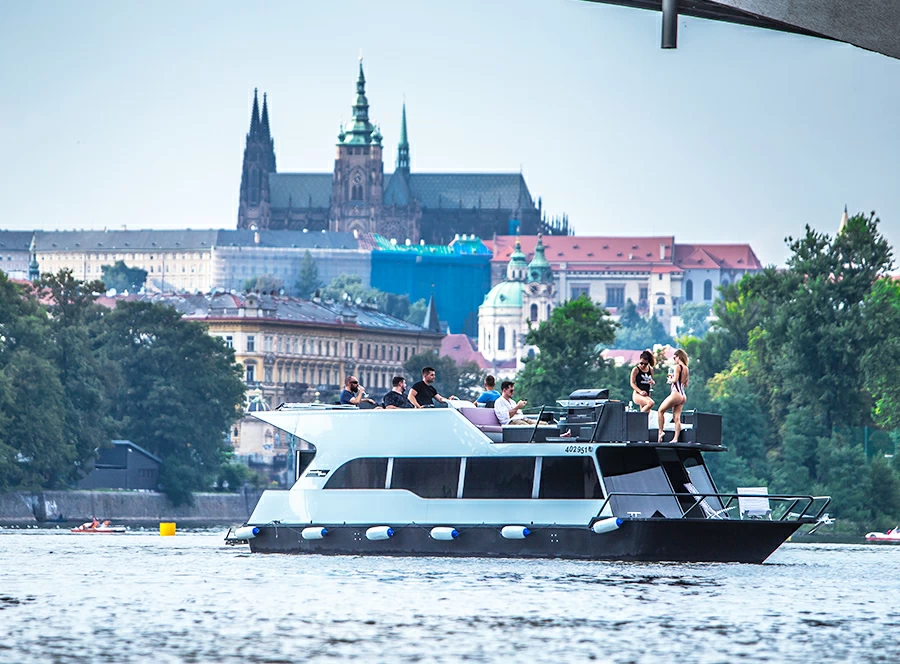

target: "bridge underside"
[584,0,900,60]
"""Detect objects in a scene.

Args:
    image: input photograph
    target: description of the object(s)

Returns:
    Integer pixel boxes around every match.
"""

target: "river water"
[0,529,896,663]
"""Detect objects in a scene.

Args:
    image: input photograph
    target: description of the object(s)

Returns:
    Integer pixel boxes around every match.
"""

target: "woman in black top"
[630,350,655,413]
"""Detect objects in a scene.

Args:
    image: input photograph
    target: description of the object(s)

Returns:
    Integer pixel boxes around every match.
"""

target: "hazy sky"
[1,1,898,266]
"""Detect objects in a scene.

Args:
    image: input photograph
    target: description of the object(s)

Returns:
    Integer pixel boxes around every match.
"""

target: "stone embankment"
[0,489,264,524]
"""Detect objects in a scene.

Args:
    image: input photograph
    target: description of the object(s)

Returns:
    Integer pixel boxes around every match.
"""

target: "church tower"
[396,101,410,176]
[238,89,277,229]
[330,58,385,235]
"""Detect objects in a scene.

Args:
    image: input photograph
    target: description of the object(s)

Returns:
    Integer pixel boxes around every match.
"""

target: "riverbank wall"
[0,489,264,524]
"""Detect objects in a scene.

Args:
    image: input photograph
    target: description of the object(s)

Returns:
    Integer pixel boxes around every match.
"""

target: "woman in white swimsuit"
[657,349,689,443]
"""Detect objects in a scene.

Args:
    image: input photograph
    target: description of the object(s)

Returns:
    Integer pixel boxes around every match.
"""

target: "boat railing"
[595,491,831,522]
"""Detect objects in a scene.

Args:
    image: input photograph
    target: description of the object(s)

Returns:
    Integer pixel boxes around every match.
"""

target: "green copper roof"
[508,237,527,268]
[482,280,524,308]
[339,59,376,146]
[527,233,552,283]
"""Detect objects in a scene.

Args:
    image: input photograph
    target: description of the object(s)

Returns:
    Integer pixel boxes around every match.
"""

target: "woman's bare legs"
[657,392,685,441]
[633,391,654,413]
[672,399,686,443]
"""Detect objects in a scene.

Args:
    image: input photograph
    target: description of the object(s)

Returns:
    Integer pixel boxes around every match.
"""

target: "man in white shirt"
[494,380,539,426]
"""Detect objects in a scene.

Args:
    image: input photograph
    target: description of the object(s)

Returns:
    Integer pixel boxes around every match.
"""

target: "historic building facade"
[236,59,570,245]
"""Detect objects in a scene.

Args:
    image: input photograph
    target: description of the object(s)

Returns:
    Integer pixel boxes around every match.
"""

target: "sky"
[1,0,898,266]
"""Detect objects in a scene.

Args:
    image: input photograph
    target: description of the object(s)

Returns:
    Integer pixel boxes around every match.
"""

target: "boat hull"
[247,519,802,564]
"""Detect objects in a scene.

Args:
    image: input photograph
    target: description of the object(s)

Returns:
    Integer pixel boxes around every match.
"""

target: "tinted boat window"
[597,448,681,518]
[539,456,604,499]
[464,457,534,499]
[391,458,461,499]
[324,458,387,489]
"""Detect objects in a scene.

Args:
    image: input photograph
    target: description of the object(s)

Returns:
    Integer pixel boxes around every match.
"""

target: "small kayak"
[71,520,126,534]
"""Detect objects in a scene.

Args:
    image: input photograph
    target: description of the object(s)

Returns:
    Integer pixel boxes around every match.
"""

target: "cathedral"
[237,59,569,245]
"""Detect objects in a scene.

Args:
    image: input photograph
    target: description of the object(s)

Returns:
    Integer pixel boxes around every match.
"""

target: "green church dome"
[482,280,524,308]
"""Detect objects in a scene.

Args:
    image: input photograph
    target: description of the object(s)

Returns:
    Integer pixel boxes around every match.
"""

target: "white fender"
[366,526,394,541]
[430,527,459,541]
[591,517,623,534]
[301,527,328,540]
[233,526,259,540]
[501,525,530,540]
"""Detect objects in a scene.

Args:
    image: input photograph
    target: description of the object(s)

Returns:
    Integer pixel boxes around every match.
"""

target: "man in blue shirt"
[475,375,501,406]
[339,375,377,407]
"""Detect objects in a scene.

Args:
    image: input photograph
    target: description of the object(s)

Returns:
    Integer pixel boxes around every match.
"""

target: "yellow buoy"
[159,522,176,537]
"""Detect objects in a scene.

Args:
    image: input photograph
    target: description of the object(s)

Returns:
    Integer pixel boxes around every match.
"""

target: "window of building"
[703,279,713,301]
[463,457,534,499]
[318,341,323,355]
[367,344,371,359]
[530,304,538,322]
[570,285,590,300]
[547,304,552,319]
[264,366,273,383]
[539,456,603,499]
[245,364,255,382]
[391,458,460,498]
[656,296,665,305]
[247,336,255,352]
[264,336,273,352]
[497,326,506,351]
[404,347,409,361]
[381,345,386,360]
[684,280,693,301]
[640,286,649,302]
[325,458,388,489]
[224,335,233,349]
[606,286,625,308]
[318,368,323,384]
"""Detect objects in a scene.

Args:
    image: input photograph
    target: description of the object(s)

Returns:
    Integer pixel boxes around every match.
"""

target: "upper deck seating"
[459,407,503,442]
[737,487,773,520]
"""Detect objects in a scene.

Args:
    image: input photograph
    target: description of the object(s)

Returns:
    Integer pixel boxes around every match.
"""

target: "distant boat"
[70,519,126,534]
[865,526,900,544]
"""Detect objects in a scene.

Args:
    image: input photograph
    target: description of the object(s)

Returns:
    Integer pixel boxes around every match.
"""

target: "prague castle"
[237,59,569,245]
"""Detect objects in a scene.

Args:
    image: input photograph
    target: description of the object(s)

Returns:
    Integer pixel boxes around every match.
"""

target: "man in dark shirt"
[383,376,414,409]
[408,366,455,408]
[339,375,377,407]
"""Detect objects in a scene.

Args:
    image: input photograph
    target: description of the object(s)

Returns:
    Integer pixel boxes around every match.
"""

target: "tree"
[405,298,427,326]
[678,302,711,337]
[403,352,483,401]
[101,260,147,293]
[244,274,284,293]
[611,299,673,350]
[295,250,321,299]
[516,295,618,406]
[98,300,246,505]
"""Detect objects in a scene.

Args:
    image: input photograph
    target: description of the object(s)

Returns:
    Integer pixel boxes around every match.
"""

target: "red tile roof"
[440,333,491,369]
[486,236,676,265]
[674,244,762,270]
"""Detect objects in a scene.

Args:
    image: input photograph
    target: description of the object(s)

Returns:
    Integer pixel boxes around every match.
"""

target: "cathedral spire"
[249,88,260,137]
[261,92,271,139]
[340,56,374,145]
[839,204,849,233]
[28,235,39,282]
[396,101,410,175]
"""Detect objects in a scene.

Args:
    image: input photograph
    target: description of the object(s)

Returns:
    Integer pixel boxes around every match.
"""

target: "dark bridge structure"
[585,0,900,60]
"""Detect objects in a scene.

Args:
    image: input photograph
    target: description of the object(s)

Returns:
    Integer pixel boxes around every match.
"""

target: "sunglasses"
[638,362,649,367]
[350,381,359,385]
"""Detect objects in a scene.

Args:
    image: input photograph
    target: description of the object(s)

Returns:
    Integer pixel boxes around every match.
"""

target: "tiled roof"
[100,292,440,335]
[487,236,676,265]
[674,244,763,270]
[407,173,532,209]
[35,230,220,251]
[0,231,33,251]
[440,333,491,369]
[216,230,361,250]
[268,172,534,211]
[268,173,332,208]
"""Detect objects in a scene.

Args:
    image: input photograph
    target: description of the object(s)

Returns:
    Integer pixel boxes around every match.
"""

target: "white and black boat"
[240,390,830,563]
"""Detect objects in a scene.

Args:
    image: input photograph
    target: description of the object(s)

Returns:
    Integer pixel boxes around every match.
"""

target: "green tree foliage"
[611,299,673,350]
[323,274,425,323]
[101,260,147,293]
[403,352,483,401]
[98,301,246,505]
[516,296,618,405]
[677,302,711,338]
[404,298,427,326]
[244,274,284,293]
[696,211,900,527]
[295,250,321,299]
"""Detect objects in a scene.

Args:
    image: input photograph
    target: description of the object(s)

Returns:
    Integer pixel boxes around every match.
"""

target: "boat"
[70,519,126,534]
[238,390,831,563]
[865,526,900,543]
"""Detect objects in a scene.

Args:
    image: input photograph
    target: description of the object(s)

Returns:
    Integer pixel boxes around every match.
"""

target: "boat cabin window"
[324,458,388,490]
[539,456,604,499]
[463,457,533,499]
[597,448,681,518]
[390,458,460,499]
[678,449,723,510]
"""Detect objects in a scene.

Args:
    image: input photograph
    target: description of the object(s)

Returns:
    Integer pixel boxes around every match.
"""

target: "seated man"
[493,380,539,426]
[383,376,414,409]
[475,374,501,407]
[339,375,378,407]
[409,366,456,408]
